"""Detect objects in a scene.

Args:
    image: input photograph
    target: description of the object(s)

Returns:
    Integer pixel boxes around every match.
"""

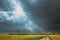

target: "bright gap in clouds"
[12,0,27,19]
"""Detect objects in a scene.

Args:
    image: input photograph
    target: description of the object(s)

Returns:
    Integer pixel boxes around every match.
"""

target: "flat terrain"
[0,34,60,40]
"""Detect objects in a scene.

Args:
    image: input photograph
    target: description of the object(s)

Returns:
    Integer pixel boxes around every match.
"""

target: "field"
[0,34,60,40]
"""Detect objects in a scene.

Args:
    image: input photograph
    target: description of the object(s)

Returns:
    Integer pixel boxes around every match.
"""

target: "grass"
[0,34,59,40]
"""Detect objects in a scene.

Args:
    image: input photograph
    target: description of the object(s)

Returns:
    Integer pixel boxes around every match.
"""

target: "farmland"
[0,34,60,40]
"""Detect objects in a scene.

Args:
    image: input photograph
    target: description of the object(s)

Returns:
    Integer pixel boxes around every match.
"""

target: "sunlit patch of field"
[48,35,60,40]
[0,34,60,40]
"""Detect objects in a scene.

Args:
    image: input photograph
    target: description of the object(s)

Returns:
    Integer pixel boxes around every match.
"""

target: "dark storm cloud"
[22,0,60,33]
[0,0,60,34]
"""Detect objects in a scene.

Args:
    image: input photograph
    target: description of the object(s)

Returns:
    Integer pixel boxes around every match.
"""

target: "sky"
[0,0,60,34]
